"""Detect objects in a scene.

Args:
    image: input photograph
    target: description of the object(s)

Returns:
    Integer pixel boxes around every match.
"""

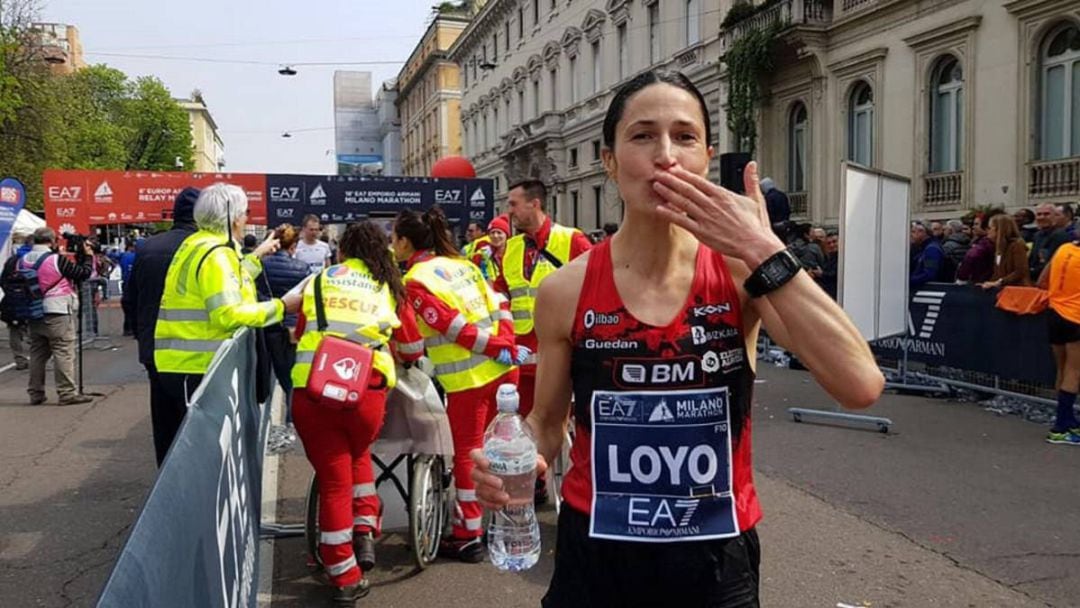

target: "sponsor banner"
[43,170,268,234]
[871,283,1055,385]
[266,174,495,229]
[97,330,266,608]
[589,387,739,543]
[0,177,28,252]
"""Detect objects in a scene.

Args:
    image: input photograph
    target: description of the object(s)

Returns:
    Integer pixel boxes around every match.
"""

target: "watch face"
[766,262,788,282]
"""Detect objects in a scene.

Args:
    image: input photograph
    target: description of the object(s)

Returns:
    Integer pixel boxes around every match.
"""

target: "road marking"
[0,362,16,373]
[257,387,284,607]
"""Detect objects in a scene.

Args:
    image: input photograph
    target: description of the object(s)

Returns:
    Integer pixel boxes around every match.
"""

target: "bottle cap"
[496,383,519,412]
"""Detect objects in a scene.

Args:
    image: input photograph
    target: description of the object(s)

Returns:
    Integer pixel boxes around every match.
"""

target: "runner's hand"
[652,161,786,268]
[470,448,549,511]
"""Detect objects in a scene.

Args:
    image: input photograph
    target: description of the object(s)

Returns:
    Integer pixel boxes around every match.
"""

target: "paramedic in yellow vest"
[462,221,497,282]
[291,221,423,604]
[494,180,591,503]
[153,183,297,462]
[393,207,528,563]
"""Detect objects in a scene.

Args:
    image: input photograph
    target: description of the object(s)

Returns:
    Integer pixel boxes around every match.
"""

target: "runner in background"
[493,181,591,503]
[393,207,527,562]
[472,70,883,606]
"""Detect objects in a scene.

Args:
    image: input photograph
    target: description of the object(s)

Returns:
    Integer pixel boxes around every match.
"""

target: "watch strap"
[744,249,802,298]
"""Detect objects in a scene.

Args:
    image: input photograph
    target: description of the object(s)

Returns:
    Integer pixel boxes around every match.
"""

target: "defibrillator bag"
[305,272,380,408]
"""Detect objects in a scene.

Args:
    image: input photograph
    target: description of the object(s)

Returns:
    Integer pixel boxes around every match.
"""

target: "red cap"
[488,214,510,235]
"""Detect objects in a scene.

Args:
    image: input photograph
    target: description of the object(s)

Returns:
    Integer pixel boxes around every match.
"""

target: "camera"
[62,232,91,260]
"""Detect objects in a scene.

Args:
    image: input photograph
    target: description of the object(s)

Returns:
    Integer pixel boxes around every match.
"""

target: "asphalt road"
[1,307,1076,607]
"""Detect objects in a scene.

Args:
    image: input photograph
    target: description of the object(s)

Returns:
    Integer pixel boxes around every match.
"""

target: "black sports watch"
[744,249,802,298]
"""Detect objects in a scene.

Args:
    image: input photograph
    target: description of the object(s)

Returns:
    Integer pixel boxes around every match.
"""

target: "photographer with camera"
[22,227,94,405]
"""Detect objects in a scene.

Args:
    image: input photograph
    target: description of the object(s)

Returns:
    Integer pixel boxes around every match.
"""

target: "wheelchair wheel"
[551,430,573,514]
[304,473,322,569]
[408,454,446,570]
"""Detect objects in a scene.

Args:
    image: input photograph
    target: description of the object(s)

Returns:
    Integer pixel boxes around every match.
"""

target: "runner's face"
[489,229,507,248]
[602,84,713,217]
[303,221,321,241]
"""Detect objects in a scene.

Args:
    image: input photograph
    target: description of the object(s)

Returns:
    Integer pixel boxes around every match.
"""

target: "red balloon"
[430,155,477,179]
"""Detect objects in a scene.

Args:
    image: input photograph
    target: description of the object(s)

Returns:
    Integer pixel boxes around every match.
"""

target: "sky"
[41,0,439,175]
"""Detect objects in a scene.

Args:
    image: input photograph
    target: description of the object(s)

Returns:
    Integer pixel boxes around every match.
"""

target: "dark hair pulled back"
[393,206,460,258]
[339,221,405,302]
[601,70,712,151]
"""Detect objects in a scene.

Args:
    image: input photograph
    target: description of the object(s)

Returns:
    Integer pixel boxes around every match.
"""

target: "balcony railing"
[721,0,831,52]
[789,191,808,217]
[923,171,963,208]
[1029,157,1080,199]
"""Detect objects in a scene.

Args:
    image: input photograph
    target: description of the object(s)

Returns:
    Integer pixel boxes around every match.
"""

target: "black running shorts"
[541,507,760,608]
[1048,308,1080,345]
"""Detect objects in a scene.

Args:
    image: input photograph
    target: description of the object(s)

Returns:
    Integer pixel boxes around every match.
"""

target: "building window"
[533,0,539,27]
[570,147,579,167]
[483,111,489,150]
[519,89,525,122]
[550,68,558,110]
[592,140,601,161]
[551,0,556,10]
[591,40,601,94]
[464,64,469,88]
[788,102,808,192]
[571,190,580,227]
[492,34,498,62]
[686,0,700,46]
[930,55,963,173]
[648,3,660,65]
[848,81,874,166]
[519,7,525,38]
[570,55,579,102]
[593,185,603,228]
[493,106,500,143]
[533,80,541,117]
[505,21,511,51]
[1040,23,1080,160]
[618,24,628,79]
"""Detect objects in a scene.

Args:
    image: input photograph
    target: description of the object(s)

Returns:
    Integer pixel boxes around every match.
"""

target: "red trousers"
[447,369,518,540]
[292,387,386,586]
[517,367,536,417]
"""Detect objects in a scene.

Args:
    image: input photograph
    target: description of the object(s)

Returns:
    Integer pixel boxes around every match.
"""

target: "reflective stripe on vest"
[502,223,576,336]
[291,259,400,390]
[405,257,511,393]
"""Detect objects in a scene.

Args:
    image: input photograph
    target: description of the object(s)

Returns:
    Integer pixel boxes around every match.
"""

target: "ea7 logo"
[910,290,946,338]
[615,356,699,387]
[48,186,82,201]
[276,208,295,218]
[434,189,462,204]
[693,303,732,317]
[56,207,77,218]
[270,186,300,201]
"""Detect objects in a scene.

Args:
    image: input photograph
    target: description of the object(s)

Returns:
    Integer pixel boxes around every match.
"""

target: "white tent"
[11,210,45,240]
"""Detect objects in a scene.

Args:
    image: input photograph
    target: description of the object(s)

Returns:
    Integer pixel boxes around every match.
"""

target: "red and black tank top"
[562,239,762,540]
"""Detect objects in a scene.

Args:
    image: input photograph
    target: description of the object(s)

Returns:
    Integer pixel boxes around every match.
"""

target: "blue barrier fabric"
[872,283,1055,386]
[98,329,267,608]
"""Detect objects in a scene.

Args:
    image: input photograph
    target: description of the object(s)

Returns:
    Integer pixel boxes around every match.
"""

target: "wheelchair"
[305,361,454,572]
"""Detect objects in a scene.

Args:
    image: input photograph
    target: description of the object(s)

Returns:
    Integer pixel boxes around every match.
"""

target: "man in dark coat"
[123,187,199,466]
[761,177,791,227]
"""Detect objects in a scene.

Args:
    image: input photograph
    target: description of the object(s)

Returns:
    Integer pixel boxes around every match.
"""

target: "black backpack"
[1,253,58,322]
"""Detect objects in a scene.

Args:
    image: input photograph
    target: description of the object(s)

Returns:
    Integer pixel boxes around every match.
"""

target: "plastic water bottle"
[484,383,541,572]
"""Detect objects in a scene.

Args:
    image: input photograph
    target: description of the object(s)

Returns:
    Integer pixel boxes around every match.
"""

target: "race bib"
[589,387,738,542]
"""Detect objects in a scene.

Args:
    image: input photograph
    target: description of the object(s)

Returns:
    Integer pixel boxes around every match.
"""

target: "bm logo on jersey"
[614,356,703,388]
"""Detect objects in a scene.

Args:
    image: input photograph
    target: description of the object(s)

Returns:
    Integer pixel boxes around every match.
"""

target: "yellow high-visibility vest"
[291,259,405,390]
[405,256,513,393]
[502,223,577,335]
[155,231,283,374]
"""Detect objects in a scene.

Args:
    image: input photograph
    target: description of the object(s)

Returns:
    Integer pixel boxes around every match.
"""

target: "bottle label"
[588,387,739,543]
[487,451,536,476]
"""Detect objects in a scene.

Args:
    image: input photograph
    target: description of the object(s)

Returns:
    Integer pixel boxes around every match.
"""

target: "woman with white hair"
[153,183,301,463]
